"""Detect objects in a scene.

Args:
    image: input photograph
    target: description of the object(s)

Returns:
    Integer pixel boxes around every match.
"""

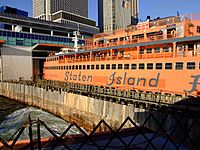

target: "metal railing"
[0,107,199,150]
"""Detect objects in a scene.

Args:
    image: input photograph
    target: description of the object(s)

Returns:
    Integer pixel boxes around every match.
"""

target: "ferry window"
[147,63,153,69]
[106,64,110,70]
[156,63,162,69]
[76,65,78,70]
[83,65,86,70]
[87,65,90,70]
[112,64,116,69]
[175,62,184,70]
[114,50,118,56]
[139,49,144,54]
[72,65,75,70]
[101,64,105,69]
[197,26,200,33]
[96,65,99,70]
[163,47,169,52]
[124,64,129,70]
[118,64,123,69]
[63,66,66,70]
[91,65,95,70]
[165,63,172,70]
[66,66,68,70]
[79,65,82,70]
[59,66,61,70]
[154,47,160,53]
[187,62,195,70]
[139,63,145,69]
[146,48,152,54]
[131,64,137,70]
[69,66,71,70]
[120,50,124,56]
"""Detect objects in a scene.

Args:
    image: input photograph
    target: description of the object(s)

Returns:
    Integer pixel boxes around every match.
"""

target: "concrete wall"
[1,45,32,81]
[0,82,150,131]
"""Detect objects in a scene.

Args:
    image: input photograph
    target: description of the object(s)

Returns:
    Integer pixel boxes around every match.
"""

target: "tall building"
[33,0,97,37]
[98,0,139,32]
[33,0,88,20]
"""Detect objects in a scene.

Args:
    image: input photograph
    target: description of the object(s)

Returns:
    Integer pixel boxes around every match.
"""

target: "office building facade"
[0,6,98,81]
[98,0,139,32]
[33,0,96,37]
[33,0,88,20]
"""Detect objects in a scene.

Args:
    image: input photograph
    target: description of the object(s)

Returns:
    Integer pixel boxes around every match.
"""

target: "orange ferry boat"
[43,14,200,97]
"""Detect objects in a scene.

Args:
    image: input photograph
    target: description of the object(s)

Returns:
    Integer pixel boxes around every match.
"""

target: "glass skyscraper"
[98,0,138,32]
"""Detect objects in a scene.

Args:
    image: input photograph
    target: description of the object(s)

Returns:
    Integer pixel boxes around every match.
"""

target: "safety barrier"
[0,107,199,150]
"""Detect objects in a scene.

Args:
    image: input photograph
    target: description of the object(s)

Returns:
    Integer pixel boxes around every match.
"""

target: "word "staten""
[107,72,160,87]
[65,71,92,82]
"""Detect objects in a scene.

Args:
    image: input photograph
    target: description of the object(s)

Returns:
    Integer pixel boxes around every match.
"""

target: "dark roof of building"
[0,12,99,34]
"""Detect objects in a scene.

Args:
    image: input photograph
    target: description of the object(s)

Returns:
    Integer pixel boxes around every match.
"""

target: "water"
[0,96,81,141]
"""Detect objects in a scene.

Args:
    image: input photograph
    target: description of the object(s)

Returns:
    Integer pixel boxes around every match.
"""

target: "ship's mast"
[72,31,80,52]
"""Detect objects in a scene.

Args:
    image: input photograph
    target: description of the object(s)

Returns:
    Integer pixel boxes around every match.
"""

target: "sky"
[0,0,199,24]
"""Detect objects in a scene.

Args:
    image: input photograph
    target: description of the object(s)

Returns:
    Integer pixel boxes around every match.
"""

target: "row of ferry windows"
[45,62,199,70]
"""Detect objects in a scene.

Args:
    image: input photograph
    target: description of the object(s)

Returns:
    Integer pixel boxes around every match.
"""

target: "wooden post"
[29,115,34,150]
[137,46,139,59]
[110,49,112,60]
[90,51,92,61]
[37,118,41,150]
[173,42,176,57]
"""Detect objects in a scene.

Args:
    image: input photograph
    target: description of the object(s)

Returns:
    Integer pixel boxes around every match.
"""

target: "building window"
[79,65,82,70]
[175,62,184,70]
[147,63,153,69]
[106,64,110,70]
[139,63,145,69]
[124,64,129,70]
[66,66,68,70]
[118,64,123,69]
[187,62,195,70]
[76,65,78,70]
[83,65,86,70]
[72,65,75,70]
[101,64,105,69]
[69,66,71,70]
[156,63,162,69]
[131,64,137,70]
[165,63,172,70]
[112,64,116,69]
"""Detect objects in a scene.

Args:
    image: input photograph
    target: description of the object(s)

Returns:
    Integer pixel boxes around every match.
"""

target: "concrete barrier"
[0,82,153,132]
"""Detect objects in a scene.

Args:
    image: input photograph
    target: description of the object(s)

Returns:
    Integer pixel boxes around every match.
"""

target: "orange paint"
[43,14,200,96]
